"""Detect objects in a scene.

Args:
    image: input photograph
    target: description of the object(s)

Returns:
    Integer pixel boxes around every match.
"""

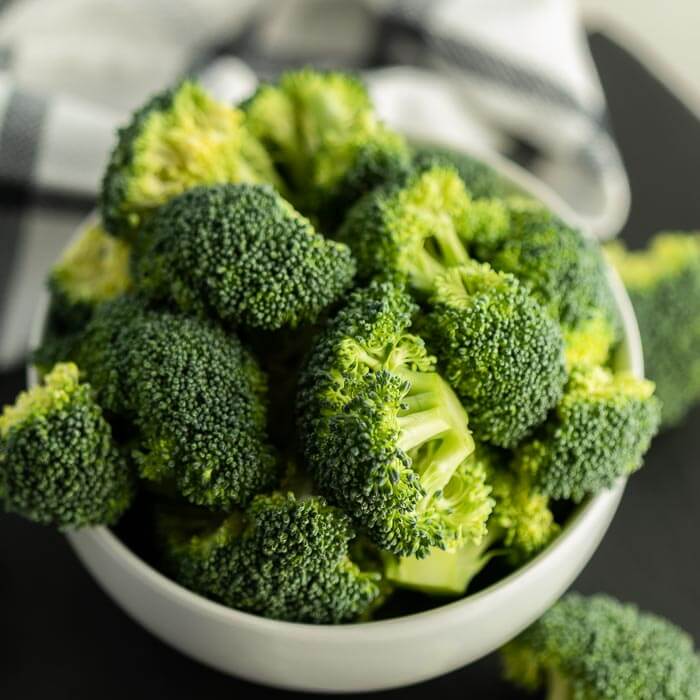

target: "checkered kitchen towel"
[0,0,629,369]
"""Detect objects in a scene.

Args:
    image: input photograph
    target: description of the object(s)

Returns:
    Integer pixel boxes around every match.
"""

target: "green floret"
[472,200,621,365]
[422,262,566,448]
[158,492,382,624]
[133,184,355,331]
[0,363,134,528]
[71,297,277,508]
[298,281,486,558]
[243,68,411,220]
[100,80,282,238]
[337,165,508,293]
[516,366,661,502]
[606,233,700,427]
[502,593,700,699]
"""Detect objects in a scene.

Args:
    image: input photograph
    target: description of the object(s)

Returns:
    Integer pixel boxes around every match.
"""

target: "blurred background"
[1,1,699,697]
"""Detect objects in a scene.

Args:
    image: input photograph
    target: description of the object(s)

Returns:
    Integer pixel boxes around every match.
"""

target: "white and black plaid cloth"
[0,0,629,369]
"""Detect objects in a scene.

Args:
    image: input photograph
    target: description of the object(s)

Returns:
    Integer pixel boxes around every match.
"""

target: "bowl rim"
[27,147,642,637]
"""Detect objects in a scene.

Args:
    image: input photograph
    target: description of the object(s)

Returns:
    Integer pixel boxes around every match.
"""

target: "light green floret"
[298,281,490,558]
[100,80,282,237]
[502,594,700,700]
[0,363,134,528]
[516,366,661,502]
[605,233,700,426]
[337,165,509,293]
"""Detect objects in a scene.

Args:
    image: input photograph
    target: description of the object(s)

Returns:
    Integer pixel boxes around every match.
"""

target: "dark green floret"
[133,183,356,331]
[158,491,382,624]
[502,593,700,699]
[606,233,700,427]
[0,363,134,528]
[71,297,277,508]
[422,262,566,447]
[100,80,282,238]
[298,281,492,558]
[515,366,661,502]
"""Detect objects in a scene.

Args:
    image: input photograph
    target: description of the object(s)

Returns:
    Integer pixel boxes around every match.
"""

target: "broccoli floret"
[502,593,700,699]
[0,363,134,528]
[422,263,566,447]
[337,165,508,294]
[133,184,356,331]
[472,200,620,365]
[158,492,382,624]
[516,366,661,502]
[298,280,497,558]
[243,69,411,221]
[100,80,282,238]
[71,297,277,508]
[606,233,700,427]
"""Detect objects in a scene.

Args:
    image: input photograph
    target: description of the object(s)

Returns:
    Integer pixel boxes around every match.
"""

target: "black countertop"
[2,32,699,699]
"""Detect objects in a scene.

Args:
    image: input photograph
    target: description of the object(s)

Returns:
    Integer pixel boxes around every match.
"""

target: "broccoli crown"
[159,492,382,624]
[473,201,620,344]
[243,68,410,217]
[502,594,700,699]
[298,281,491,558]
[337,165,507,293]
[422,262,566,448]
[72,297,277,508]
[516,366,661,502]
[100,80,281,237]
[133,183,356,331]
[606,233,700,426]
[0,363,133,528]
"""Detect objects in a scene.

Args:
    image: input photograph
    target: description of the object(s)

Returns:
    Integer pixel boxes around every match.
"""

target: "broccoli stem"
[546,669,573,700]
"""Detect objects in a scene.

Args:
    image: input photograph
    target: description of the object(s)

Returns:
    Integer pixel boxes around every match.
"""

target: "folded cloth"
[0,0,629,369]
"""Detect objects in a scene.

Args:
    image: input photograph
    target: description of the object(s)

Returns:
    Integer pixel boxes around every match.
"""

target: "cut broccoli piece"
[100,80,282,238]
[606,233,700,427]
[71,297,277,508]
[337,165,508,294]
[421,262,566,448]
[516,366,661,502]
[0,363,134,528]
[158,492,382,624]
[133,183,356,331]
[243,69,411,221]
[502,594,700,700]
[298,280,496,558]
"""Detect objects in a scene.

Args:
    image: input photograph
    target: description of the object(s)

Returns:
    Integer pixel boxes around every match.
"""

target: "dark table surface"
[2,32,700,699]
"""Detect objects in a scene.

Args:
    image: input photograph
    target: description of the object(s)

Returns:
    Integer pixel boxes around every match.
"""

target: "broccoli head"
[516,366,661,502]
[158,492,382,624]
[0,363,134,528]
[337,165,508,294]
[502,593,700,699]
[422,262,566,447]
[243,69,411,220]
[298,280,496,558]
[133,183,356,331]
[606,233,700,427]
[100,80,282,237]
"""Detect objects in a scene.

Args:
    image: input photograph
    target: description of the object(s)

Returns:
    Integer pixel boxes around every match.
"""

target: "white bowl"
[27,153,642,693]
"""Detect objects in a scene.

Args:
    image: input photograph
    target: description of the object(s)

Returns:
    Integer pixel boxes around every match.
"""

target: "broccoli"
[0,363,134,528]
[70,296,277,508]
[133,183,356,331]
[515,366,661,502]
[337,165,509,294]
[502,593,700,699]
[384,444,558,596]
[298,280,499,558]
[100,80,282,238]
[158,491,382,624]
[421,262,566,448]
[243,69,411,222]
[606,233,700,427]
